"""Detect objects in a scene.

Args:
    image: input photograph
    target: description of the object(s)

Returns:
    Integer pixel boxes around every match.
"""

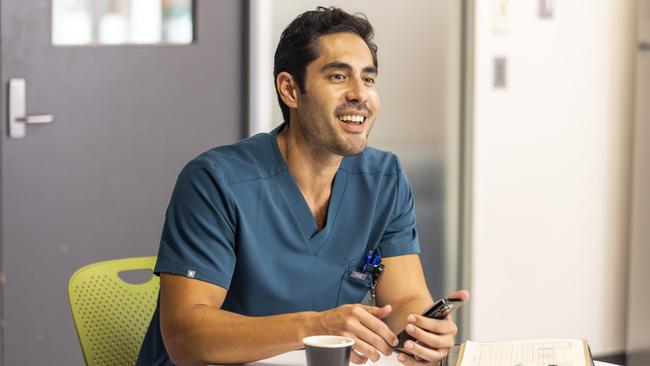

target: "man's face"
[294,32,380,156]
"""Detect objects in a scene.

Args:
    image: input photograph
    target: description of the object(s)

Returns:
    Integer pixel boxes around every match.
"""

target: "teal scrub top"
[137,124,420,365]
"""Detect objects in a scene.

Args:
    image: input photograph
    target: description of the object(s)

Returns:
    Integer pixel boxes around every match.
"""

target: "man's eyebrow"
[363,66,378,74]
[320,62,352,72]
[320,62,378,74]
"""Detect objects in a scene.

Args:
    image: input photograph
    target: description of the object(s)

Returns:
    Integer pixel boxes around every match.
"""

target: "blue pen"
[362,251,373,273]
[365,250,373,263]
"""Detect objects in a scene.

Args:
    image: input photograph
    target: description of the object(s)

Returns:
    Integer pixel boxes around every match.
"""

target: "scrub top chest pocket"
[336,259,373,306]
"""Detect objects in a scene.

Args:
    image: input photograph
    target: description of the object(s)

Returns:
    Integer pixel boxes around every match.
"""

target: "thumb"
[361,304,392,319]
[447,290,470,302]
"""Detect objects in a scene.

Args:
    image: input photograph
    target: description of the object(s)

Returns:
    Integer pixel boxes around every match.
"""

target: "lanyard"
[352,249,384,306]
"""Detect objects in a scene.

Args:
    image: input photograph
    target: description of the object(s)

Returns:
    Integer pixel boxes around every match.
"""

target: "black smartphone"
[394,297,464,350]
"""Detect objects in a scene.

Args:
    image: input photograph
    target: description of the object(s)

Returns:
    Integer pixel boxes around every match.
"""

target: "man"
[137,7,469,366]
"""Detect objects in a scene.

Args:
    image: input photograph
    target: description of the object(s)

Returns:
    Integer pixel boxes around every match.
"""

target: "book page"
[459,339,588,366]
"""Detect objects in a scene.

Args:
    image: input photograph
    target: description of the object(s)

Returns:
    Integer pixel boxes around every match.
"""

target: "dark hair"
[273,7,378,123]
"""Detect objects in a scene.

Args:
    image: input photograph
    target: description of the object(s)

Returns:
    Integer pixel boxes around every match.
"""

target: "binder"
[443,339,595,366]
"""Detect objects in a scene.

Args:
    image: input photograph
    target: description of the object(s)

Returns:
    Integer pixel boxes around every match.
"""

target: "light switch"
[494,57,507,89]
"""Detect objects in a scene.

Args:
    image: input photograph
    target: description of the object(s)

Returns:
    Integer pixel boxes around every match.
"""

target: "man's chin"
[335,141,367,156]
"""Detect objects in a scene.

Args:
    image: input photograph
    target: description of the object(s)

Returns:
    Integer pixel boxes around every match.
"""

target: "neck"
[277,124,341,229]
[277,124,342,200]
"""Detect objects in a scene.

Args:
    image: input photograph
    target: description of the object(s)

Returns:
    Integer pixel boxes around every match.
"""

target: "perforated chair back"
[68,257,159,366]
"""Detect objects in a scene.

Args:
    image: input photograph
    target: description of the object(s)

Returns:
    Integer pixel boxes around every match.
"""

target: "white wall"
[469,0,637,355]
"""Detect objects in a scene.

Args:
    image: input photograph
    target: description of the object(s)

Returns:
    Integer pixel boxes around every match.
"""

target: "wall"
[469,0,636,355]
[626,1,650,364]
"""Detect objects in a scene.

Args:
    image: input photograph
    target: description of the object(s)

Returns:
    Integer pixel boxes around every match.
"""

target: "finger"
[409,314,457,335]
[360,304,392,319]
[396,351,438,366]
[447,290,470,302]
[350,350,369,365]
[405,324,455,350]
[351,336,382,362]
[402,340,448,363]
[351,320,394,357]
[355,306,398,349]
[396,351,414,365]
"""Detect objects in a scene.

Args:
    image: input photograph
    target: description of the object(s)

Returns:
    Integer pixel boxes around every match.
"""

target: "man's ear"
[276,72,300,109]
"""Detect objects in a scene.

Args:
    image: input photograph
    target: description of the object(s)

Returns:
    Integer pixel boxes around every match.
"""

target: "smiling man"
[137,7,468,366]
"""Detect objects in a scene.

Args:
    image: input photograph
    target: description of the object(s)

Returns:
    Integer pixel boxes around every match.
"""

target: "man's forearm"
[162,305,324,365]
[383,294,434,333]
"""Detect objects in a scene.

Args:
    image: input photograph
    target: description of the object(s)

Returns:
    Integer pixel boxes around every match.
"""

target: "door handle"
[15,115,55,124]
[8,78,55,138]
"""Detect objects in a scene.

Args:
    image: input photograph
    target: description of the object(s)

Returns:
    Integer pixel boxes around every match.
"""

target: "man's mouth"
[337,114,366,125]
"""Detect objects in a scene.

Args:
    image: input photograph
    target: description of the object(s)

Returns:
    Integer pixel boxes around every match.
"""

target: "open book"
[449,339,593,366]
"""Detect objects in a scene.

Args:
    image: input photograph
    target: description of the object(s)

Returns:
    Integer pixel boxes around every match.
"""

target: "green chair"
[68,257,159,366]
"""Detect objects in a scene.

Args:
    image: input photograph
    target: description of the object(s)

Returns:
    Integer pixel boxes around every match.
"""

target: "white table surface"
[212,350,619,366]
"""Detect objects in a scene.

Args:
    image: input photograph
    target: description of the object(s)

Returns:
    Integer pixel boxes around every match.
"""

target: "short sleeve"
[154,159,237,289]
[378,158,420,257]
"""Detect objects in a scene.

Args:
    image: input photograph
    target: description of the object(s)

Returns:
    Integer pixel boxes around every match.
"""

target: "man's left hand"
[396,290,470,365]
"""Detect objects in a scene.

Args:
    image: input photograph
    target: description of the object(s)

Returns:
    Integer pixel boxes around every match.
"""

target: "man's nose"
[345,78,369,103]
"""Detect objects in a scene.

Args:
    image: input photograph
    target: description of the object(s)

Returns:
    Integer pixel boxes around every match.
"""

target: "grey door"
[0,1,243,364]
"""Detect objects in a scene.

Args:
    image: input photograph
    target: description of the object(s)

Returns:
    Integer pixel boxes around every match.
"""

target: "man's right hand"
[318,304,398,364]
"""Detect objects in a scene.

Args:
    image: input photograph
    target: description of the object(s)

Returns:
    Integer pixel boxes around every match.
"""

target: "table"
[212,350,619,366]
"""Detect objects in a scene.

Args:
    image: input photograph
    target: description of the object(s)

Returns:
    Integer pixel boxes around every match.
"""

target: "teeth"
[338,115,365,123]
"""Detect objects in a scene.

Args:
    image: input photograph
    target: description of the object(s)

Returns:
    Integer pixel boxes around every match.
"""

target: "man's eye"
[365,77,376,85]
[330,74,345,81]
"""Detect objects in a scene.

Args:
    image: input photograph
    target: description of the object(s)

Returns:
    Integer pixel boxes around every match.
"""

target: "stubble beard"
[296,102,371,158]
[297,112,369,157]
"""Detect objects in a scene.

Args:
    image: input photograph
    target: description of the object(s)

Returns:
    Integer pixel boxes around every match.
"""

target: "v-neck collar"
[269,124,348,255]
